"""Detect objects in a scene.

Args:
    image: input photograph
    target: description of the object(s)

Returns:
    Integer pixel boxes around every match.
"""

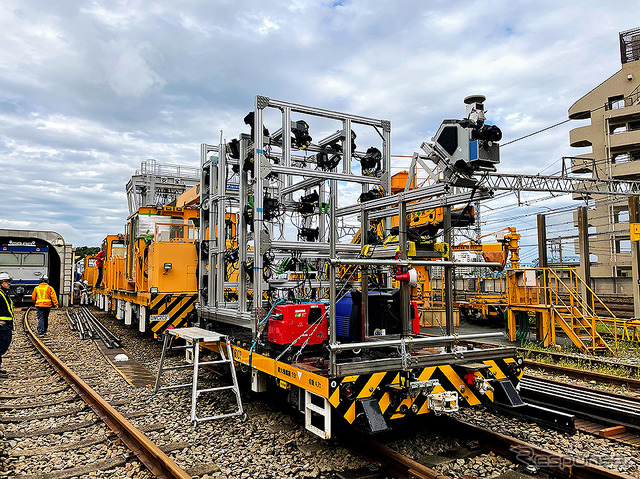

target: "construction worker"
[0,272,14,379]
[80,280,89,305]
[95,248,105,288]
[32,276,58,337]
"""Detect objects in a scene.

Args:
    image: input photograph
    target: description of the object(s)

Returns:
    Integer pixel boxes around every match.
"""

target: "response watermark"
[510,446,633,469]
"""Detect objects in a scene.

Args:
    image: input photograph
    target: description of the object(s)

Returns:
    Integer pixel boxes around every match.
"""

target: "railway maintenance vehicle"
[184,94,528,438]
[89,160,201,336]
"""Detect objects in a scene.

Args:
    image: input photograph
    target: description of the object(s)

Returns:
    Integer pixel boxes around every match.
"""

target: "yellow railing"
[543,268,617,352]
[506,267,619,352]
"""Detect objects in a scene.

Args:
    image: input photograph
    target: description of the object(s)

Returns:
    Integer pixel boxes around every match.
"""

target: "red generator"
[268,303,328,346]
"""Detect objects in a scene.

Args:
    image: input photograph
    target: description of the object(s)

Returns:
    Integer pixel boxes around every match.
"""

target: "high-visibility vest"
[0,289,13,322]
[32,283,59,308]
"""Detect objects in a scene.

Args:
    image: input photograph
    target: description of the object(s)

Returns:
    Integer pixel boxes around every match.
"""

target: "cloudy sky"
[0,1,635,262]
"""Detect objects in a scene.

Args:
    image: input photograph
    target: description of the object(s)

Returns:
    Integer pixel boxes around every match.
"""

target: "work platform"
[154,327,244,424]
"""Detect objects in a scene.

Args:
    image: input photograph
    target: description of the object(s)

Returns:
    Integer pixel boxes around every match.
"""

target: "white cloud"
[102,41,165,97]
[259,18,281,35]
[0,0,635,251]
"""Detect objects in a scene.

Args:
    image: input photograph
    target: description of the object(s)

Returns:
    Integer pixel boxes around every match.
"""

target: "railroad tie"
[4,419,100,439]
[9,436,107,457]
[12,456,127,479]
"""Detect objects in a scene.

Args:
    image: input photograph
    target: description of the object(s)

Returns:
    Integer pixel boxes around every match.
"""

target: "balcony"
[611,159,640,179]
[569,125,593,147]
[609,129,640,149]
[605,101,640,121]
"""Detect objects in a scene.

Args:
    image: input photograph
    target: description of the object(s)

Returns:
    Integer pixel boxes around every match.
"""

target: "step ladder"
[154,327,244,424]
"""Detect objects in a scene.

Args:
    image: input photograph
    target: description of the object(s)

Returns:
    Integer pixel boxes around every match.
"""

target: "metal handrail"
[604,82,640,110]
[544,268,617,351]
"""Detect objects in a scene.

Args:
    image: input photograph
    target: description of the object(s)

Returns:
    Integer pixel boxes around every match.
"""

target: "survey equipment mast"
[199,95,505,376]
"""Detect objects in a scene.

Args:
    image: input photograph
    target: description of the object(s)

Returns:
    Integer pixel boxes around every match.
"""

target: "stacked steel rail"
[66,307,122,348]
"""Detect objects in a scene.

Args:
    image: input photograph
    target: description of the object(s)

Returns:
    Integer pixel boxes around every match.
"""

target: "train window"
[87,258,96,267]
[22,253,45,266]
[170,225,184,240]
[0,252,20,266]
[138,215,154,239]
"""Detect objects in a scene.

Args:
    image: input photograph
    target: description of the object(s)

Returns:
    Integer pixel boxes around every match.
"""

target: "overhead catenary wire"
[500,101,608,148]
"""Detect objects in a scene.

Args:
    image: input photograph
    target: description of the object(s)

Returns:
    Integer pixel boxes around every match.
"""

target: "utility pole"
[577,206,592,305]
[629,197,640,318]
[537,214,548,268]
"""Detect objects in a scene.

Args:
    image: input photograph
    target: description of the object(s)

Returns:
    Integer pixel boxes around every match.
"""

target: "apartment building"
[569,27,640,279]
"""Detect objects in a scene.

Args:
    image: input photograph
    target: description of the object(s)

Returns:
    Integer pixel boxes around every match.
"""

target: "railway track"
[0,308,189,479]
[519,375,640,446]
[5,307,466,479]
[524,359,640,392]
[437,416,636,479]
[4,305,639,478]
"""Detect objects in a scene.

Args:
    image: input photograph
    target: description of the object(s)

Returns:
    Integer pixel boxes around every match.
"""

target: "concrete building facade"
[570,27,640,279]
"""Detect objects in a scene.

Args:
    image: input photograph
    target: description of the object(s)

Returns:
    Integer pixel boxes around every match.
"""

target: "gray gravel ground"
[2,308,639,478]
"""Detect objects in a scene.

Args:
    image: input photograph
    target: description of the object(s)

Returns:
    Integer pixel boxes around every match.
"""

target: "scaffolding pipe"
[330,332,504,352]
[330,259,502,268]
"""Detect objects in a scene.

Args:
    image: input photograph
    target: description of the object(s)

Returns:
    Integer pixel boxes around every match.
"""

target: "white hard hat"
[0,272,12,282]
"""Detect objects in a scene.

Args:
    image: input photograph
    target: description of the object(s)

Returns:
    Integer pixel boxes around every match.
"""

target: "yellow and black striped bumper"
[149,293,198,336]
[328,357,522,424]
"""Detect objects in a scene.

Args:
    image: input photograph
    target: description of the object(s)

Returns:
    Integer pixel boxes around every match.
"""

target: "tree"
[75,246,100,260]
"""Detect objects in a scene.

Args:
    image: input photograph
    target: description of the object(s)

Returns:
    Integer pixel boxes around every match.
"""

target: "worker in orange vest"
[32,276,58,337]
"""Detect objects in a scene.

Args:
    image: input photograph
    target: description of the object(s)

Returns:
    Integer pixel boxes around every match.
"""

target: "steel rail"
[80,307,122,348]
[519,349,640,379]
[74,308,86,339]
[523,360,640,392]
[519,375,640,429]
[22,308,191,479]
[438,416,635,479]
[338,433,452,479]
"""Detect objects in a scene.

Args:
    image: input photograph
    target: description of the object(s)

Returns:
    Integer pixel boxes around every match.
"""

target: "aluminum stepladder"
[154,327,244,424]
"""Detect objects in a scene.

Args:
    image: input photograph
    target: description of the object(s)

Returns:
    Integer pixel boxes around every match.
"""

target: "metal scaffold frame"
[199,95,503,377]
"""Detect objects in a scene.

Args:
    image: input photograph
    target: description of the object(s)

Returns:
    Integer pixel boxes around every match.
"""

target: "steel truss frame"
[199,96,503,376]
[482,172,640,198]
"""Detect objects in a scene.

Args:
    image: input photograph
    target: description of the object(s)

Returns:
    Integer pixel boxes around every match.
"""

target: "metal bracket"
[259,157,273,180]
[256,95,270,110]
[259,229,271,255]
[427,391,459,415]
[408,379,439,397]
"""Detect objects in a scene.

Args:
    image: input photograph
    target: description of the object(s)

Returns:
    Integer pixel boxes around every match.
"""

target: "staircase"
[546,269,615,354]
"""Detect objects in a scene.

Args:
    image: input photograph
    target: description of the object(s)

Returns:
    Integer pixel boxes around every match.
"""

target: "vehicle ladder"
[154,327,244,424]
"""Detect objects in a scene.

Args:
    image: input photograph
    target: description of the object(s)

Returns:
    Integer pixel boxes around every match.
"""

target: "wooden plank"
[599,425,626,437]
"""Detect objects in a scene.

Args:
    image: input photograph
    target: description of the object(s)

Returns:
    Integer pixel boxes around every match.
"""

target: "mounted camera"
[423,95,501,184]
[296,191,320,214]
[360,147,382,176]
[298,227,319,242]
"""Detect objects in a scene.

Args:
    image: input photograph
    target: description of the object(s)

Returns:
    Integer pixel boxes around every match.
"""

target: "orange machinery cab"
[108,236,128,291]
[98,234,124,293]
[83,255,96,286]
[127,206,199,294]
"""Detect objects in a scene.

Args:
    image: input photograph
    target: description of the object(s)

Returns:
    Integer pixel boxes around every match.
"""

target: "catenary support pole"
[629,197,640,318]
[577,206,592,306]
